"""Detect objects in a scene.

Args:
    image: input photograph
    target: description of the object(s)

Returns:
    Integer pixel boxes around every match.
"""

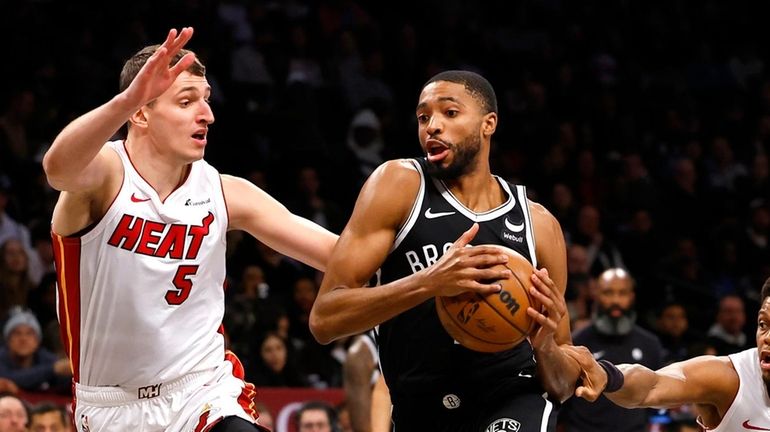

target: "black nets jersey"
[375,158,542,410]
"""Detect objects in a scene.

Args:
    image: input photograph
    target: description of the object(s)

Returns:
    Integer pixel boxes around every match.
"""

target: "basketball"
[436,245,540,353]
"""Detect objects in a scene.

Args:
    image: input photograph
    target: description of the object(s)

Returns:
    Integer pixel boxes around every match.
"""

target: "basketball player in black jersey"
[310,71,580,431]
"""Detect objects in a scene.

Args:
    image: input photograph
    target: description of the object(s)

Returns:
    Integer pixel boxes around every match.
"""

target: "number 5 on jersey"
[166,265,199,305]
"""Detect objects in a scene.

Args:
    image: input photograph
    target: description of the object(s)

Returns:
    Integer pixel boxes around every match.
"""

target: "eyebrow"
[416,96,465,112]
[176,86,211,96]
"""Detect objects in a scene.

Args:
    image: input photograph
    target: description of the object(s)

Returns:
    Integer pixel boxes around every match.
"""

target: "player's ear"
[482,112,497,137]
[129,107,149,129]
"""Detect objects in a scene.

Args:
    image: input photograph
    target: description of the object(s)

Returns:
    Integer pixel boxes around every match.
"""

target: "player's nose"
[198,101,215,125]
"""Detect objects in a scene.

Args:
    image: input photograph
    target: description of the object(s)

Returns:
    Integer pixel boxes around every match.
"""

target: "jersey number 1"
[166,265,199,305]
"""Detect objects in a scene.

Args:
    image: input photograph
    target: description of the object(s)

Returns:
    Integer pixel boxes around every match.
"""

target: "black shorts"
[391,391,557,432]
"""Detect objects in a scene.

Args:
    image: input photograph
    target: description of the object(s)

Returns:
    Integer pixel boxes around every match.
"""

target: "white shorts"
[74,353,261,432]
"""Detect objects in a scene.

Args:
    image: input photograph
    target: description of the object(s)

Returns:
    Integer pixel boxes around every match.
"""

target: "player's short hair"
[423,70,498,114]
[762,277,770,303]
[119,45,206,93]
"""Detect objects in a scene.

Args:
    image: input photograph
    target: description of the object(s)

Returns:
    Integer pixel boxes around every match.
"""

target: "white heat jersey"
[706,348,770,431]
[52,140,228,387]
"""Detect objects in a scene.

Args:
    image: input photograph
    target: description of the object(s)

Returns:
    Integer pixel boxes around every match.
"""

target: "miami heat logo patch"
[485,418,521,432]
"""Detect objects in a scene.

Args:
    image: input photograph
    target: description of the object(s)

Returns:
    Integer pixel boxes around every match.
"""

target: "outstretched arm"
[309,160,511,344]
[223,175,337,271]
[526,202,580,402]
[44,28,195,193]
[564,345,738,413]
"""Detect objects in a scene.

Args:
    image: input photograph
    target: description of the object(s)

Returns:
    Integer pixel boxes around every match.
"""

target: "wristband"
[598,359,624,393]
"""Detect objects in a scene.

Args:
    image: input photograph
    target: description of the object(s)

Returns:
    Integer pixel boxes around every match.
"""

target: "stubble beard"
[425,133,481,181]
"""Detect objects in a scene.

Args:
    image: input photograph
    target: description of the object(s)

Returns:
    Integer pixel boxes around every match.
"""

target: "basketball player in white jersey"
[42,27,337,432]
[565,277,770,431]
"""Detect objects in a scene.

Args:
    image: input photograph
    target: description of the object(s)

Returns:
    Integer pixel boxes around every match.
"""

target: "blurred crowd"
[0,0,769,430]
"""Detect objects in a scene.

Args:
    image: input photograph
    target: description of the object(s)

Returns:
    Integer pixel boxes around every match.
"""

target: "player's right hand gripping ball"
[436,245,540,352]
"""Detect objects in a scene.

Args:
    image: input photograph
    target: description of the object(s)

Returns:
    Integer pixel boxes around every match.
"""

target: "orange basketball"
[436,245,540,353]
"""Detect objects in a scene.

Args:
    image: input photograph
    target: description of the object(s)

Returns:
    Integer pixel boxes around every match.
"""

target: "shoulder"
[369,159,421,185]
[526,198,559,227]
[358,159,422,205]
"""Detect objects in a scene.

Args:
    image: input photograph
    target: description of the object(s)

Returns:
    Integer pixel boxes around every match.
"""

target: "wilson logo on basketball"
[498,290,521,316]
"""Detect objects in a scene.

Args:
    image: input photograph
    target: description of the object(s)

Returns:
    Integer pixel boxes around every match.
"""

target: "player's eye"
[417,114,429,123]
[446,109,458,117]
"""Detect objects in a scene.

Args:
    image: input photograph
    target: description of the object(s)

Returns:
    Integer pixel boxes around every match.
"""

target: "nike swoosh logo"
[424,208,456,219]
[131,193,151,203]
[504,217,525,232]
[518,371,533,378]
[743,420,770,431]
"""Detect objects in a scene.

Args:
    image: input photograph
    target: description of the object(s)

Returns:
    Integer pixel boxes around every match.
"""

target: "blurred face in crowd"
[293,277,318,313]
[718,296,746,335]
[596,270,635,314]
[416,81,495,180]
[7,324,40,360]
[0,396,27,432]
[30,410,68,432]
[2,239,28,274]
[298,408,332,432]
[658,304,688,339]
[594,268,636,336]
[260,333,287,373]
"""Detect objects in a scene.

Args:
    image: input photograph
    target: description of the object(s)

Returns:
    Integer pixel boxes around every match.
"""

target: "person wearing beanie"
[0,308,70,393]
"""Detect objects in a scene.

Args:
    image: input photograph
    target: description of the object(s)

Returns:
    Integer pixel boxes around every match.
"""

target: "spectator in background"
[224,264,273,360]
[0,239,34,323]
[559,268,663,432]
[0,308,70,394]
[254,402,274,431]
[566,244,594,332]
[295,400,338,432]
[344,108,386,187]
[0,177,31,252]
[572,204,625,277]
[654,302,709,365]
[0,393,28,432]
[248,331,308,388]
[24,222,55,287]
[287,166,346,234]
[28,402,69,432]
[707,294,750,355]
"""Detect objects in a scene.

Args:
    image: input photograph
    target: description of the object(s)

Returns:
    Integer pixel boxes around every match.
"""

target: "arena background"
[1,1,769,431]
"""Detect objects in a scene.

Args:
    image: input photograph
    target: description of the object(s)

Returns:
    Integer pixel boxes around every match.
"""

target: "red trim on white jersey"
[52,232,82,382]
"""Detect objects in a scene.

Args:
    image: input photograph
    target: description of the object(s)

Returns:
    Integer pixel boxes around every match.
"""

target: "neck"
[125,137,191,201]
[444,164,504,212]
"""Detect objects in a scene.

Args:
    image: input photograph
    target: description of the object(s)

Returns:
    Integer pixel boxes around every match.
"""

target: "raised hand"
[526,267,567,350]
[423,223,512,298]
[122,27,197,108]
[562,344,608,401]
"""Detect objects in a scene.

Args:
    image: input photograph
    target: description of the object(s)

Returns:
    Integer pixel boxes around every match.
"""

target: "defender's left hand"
[526,268,567,350]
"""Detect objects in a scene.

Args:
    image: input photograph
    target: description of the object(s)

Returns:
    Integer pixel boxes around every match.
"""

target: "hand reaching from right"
[562,344,608,401]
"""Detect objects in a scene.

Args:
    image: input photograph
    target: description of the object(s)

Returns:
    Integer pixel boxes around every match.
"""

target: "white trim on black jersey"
[391,160,426,252]
[516,185,538,268]
[432,175,516,222]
